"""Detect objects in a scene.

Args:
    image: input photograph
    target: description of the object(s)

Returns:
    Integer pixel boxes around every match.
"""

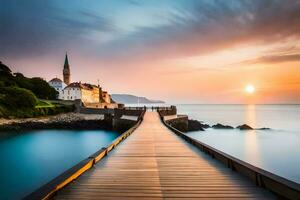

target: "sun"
[245,84,255,94]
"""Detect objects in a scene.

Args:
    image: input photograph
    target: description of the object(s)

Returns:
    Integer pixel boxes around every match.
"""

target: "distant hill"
[111,94,165,104]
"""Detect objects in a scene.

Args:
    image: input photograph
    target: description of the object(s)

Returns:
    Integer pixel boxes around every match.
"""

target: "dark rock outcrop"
[188,119,210,131]
[236,124,253,130]
[167,120,188,132]
[257,127,271,130]
[212,123,234,129]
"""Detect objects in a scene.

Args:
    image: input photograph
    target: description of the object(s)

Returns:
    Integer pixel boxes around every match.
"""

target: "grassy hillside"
[0,61,73,118]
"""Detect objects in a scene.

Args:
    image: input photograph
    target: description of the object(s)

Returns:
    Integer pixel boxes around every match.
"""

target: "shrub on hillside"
[0,61,12,75]
[29,77,58,100]
[1,87,37,108]
[14,73,58,100]
[14,73,34,89]
[0,62,58,100]
[0,62,15,87]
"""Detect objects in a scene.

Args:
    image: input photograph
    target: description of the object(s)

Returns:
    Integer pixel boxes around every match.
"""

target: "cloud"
[1,0,300,65]
[245,54,300,65]
[94,0,300,63]
[0,0,113,58]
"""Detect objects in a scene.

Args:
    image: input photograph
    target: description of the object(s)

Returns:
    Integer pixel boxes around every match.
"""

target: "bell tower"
[63,53,70,85]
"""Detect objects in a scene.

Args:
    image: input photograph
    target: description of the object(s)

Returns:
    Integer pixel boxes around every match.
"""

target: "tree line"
[0,61,58,117]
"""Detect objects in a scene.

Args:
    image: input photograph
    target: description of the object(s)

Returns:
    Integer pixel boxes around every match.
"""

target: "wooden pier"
[53,111,274,199]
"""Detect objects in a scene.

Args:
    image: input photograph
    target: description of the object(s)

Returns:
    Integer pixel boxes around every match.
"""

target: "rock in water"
[187,119,208,131]
[199,122,211,129]
[236,124,253,130]
[212,123,234,129]
[179,119,211,132]
[257,127,271,130]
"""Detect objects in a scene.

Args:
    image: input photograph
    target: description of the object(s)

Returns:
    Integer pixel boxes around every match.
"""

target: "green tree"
[1,87,37,108]
[29,77,58,99]
[0,61,58,100]
[14,74,58,100]
[0,61,15,86]
[14,73,34,90]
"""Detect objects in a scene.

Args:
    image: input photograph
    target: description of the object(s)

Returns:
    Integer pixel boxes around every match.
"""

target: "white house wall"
[62,87,82,101]
[49,81,67,99]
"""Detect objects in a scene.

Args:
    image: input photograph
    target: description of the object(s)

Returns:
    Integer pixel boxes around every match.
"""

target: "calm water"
[0,130,119,200]
[177,104,300,184]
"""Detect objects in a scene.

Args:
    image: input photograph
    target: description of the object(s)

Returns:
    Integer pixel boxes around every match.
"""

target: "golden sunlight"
[245,84,255,94]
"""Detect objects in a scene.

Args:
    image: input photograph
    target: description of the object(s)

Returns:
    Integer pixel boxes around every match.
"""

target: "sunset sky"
[1,0,300,104]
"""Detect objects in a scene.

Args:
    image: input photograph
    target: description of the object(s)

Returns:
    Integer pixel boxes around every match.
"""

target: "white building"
[48,78,66,99]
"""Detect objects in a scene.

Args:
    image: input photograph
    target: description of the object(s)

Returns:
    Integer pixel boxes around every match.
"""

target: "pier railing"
[158,111,300,200]
[24,110,146,200]
[77,105,175,116]
[124,106,175,111]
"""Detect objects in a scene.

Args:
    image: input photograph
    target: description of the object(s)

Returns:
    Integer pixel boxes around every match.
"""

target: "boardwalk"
[54,111,274,199]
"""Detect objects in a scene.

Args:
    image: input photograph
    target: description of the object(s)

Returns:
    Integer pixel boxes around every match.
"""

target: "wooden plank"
[53,111,275,200]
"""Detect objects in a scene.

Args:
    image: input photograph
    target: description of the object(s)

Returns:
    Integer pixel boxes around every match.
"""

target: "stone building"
[61,82,99,103]
[102,91,111,104]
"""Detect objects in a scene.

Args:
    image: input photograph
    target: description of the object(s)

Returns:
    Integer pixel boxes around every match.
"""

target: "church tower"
[63,53,70,85]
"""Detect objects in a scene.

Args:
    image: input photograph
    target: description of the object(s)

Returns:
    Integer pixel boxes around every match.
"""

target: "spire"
[64,53,70,69]
[63,52,71,85]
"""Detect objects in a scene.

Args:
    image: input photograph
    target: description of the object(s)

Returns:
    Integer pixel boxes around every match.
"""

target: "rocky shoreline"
[0,113,113,132]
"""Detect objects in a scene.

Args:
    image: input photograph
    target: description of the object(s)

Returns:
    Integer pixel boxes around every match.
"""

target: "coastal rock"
[199,121,211,129]
[168,121,189,132]
[212,123,234,129]
[0,113,113,132]
[188,119,210,131]
[257,127,271,130]
[236,124,253,130]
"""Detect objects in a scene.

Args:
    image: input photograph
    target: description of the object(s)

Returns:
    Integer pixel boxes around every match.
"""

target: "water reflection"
[245,104,261,165]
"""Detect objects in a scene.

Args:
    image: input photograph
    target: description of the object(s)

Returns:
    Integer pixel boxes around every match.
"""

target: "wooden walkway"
[54,111,274,199]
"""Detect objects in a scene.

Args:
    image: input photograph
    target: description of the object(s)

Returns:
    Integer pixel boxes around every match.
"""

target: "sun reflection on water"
[245,104,261,165]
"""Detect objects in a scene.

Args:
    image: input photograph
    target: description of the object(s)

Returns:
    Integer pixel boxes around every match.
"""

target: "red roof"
[65,82,98,90]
